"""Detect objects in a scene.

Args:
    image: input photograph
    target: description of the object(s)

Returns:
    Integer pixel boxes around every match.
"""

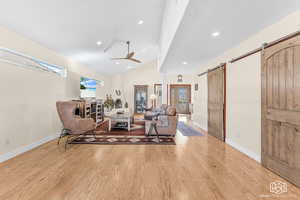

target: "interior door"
[208,66,225,141]
[170,85,191,114]
[261,35,300,187]
[134,85,148,113]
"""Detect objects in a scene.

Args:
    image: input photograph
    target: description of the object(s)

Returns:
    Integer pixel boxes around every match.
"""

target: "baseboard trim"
[226,138,261,163]
[0,134,59,163]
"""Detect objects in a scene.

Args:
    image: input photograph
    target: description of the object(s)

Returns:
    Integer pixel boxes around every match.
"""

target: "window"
[0,47,66,77]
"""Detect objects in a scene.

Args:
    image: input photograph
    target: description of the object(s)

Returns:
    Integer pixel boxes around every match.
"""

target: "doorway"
[169,84,191,114]
[134,85,148,113]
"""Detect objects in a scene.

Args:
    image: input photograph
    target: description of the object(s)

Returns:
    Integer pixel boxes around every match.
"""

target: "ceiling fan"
[111,41,142,63]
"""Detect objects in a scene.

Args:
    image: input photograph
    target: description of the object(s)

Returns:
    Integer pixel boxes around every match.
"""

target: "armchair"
[145,106,178,140]
[144,104,168,120]
[56,101,97,149]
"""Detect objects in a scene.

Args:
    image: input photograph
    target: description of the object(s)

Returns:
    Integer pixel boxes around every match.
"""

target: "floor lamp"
[150,94,157,108]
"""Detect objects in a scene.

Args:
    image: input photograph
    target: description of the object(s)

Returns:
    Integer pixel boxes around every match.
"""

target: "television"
[80,77,97,98]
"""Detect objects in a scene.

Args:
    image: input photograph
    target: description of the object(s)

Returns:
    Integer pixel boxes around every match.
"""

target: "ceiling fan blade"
[109,41,140,63]
[129,58,142,63]
[111,57,127,60]
[127,52,134,59]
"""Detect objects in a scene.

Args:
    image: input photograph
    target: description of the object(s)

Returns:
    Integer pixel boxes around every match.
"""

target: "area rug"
[95,120,145,136]
[177,121,204,136]
[70,135,175,145]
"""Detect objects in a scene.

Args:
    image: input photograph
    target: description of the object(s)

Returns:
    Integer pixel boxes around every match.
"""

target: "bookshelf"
[75,99,104,126]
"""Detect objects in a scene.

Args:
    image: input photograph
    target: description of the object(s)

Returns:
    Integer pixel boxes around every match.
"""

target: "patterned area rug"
[95,120,145,136]
[177,121,204,136]
[70,135,176,145]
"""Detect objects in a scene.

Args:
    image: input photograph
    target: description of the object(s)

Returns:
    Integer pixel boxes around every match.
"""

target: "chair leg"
[147,124,153,136]
[57,129,65,145]
[65,135,70,151]
[57,134,62,145]
[153,125,160,143]
[58,128,70,145]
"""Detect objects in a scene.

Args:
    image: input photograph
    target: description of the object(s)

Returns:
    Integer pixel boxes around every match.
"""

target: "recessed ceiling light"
[212,32,220,37]
[138,20,144,25]
[115,62,120,65]
[182,61,188,65]
[96,41,102,46]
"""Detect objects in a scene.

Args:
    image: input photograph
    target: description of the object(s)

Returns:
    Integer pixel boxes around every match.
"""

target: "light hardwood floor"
[0,120,300,200]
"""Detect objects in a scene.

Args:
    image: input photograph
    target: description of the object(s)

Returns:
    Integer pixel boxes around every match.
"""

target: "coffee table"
[106,113,133,131]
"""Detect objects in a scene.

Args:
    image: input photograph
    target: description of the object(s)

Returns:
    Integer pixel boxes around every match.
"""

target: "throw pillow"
[166,107,176,116]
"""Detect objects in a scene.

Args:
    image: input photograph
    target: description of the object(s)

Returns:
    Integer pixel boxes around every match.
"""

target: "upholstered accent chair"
[145,106,178,139]
[144,104,168,120]
[56,101,97,149]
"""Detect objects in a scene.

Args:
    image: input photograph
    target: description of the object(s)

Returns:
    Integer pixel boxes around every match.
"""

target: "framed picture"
[195,83,198,91]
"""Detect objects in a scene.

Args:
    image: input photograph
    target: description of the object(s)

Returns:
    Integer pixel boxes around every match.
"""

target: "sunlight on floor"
[178,114,188,122]
[175,114,190,145]
[176,130,189,145]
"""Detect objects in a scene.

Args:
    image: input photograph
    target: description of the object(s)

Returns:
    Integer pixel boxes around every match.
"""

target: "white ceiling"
[161,0,300,74]
[1,0,300,75]
[0,0,165,74]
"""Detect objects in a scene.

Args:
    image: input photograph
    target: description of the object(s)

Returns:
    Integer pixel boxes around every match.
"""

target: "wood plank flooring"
[0,122,300,199]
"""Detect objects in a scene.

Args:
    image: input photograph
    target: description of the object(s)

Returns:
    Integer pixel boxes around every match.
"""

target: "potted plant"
[104,95,115,111]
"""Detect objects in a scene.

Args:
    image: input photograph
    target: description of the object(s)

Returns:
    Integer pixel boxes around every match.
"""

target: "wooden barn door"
[262,35,300,187]
[208,65,225,141]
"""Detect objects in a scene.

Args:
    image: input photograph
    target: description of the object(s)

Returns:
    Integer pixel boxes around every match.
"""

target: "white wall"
[111,61,197,110]
[66,60,112,99]
[226,53,261,160]
[192,75,207,130]
[193,9,300,161]
[0,25,111,159]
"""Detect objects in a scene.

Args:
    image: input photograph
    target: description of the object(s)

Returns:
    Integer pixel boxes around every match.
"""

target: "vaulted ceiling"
[1,0,300,75]
[160,0,300,74]
[0,0,165,74]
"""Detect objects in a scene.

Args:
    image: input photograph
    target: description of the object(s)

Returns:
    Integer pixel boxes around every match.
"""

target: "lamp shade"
[150,94,157,100]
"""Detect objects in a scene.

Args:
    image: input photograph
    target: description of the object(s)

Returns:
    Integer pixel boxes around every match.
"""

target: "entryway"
[169,84,191,114]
